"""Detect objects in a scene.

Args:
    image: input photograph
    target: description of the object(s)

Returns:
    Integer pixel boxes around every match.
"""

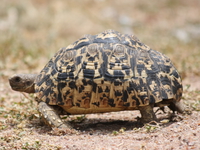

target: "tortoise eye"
[14,77,21,82]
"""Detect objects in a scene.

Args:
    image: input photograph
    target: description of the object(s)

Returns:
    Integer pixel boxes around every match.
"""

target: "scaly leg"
[38,101,72,129]
[168,101,185,113]
[138,104,157,123]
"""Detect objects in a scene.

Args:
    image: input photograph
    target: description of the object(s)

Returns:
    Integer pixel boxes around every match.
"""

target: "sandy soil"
[0,75,200,150]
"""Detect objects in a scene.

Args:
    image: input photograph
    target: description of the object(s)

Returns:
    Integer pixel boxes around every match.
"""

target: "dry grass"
[0,0,200,149]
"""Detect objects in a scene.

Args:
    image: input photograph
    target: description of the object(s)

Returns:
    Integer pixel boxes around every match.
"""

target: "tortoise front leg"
[138,104,157,123]
[38,101,72,129]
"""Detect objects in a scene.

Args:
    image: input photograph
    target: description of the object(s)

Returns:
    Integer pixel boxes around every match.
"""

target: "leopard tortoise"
[9,30,184,129]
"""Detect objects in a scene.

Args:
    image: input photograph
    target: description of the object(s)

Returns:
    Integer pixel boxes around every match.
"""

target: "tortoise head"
[9,74,37,93]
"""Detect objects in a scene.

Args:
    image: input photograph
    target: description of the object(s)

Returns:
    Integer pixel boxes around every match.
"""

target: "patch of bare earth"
[0,75,200,150]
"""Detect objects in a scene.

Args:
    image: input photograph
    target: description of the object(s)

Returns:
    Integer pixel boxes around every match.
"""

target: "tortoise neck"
[24,83,35,93]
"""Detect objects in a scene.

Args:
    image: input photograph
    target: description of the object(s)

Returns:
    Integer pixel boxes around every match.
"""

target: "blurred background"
[0,0,200,82]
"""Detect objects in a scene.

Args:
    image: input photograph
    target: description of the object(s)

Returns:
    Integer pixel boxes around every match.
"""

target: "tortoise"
[9,29,185,130]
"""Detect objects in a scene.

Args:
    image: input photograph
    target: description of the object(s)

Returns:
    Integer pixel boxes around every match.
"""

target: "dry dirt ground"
[1,0,200,150]
[0,75,200,150]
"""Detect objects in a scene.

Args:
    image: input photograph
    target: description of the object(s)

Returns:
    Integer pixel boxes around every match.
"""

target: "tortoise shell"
[35,30,182,114]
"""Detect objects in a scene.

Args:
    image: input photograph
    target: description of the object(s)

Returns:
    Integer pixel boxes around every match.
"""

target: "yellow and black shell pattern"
[35,30,182,114]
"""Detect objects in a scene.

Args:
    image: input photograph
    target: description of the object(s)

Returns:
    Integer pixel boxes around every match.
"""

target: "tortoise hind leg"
[168,101,191,115]
[138,104,157,123]
[168,101,185,113]
[38,101,72,129]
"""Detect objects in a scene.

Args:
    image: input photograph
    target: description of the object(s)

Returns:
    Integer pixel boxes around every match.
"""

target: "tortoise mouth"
[9,81,26,91]
[10,86,24,90]
[9,82,33,92]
